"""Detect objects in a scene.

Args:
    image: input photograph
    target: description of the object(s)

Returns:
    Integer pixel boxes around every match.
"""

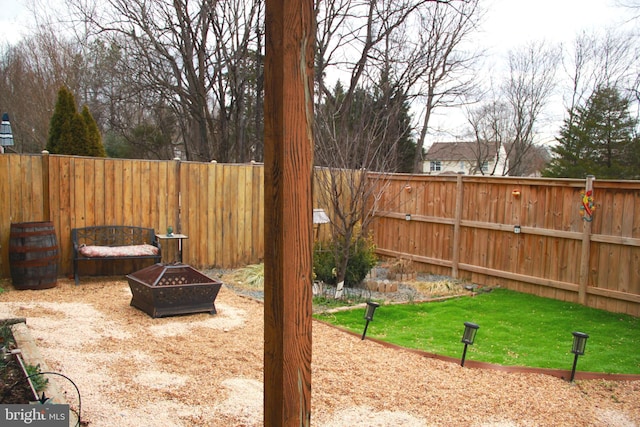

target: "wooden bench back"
[72,226,158,247]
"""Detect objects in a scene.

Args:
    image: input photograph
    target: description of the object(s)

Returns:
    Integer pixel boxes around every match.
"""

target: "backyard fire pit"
[126,263,222,318]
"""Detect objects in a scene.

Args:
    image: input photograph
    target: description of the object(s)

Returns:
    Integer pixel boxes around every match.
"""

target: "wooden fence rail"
[1,153,639,316]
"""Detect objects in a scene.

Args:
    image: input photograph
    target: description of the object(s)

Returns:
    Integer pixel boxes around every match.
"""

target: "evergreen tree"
[46,87,106,157]
[81,105,107,157]
[315,81,415,173]
[372,72,416,173]
[46,87,76,154]
[544,87,638,179]
[392,97,416,173]
[69,113,90,155]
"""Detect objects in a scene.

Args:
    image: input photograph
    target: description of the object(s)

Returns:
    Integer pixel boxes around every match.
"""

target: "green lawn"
[314,288,640,374]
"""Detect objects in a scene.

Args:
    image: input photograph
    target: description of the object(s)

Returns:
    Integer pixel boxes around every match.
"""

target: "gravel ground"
[0,273,638,427]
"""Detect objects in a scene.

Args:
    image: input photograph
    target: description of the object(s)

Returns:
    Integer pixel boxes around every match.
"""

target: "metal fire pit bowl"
[127,263,222,318]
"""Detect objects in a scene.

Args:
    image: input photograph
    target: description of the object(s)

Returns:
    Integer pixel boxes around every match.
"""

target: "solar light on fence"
[569,331,589,382]
[460,321,480,367]
[361,301,380,340]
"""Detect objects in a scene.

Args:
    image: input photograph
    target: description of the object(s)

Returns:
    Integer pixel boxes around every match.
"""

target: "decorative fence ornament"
[580,190,595,222]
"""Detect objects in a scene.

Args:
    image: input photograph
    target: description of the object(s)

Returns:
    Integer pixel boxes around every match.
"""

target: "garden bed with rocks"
[0,274,638,426]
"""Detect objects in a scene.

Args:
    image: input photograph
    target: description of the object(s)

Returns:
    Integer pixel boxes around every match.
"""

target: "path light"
[460,322,480,367]
[361,301,380,340]
[569,331,589,382]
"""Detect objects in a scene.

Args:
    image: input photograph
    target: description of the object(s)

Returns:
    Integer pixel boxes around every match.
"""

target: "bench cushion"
[78,244,160,258]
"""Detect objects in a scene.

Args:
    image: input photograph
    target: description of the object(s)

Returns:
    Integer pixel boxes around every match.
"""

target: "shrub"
[313,244,336,284]
[313,234,377,287]
[47,86,106,157]
[230,263,264,289]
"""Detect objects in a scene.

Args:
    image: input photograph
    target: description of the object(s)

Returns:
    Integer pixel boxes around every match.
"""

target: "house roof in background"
[425,141,501,161]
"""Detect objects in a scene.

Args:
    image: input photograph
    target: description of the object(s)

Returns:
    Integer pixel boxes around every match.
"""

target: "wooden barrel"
[9,221,59,290]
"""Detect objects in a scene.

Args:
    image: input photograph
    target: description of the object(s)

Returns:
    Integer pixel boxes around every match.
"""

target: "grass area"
[314,288,640,374]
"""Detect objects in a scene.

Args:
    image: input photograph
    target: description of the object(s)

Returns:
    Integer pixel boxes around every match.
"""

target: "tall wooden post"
[578,175,595,305]
[41,150,51,222]
[173,157,182,234]
[263,0,315,425]
[451,172,464,279]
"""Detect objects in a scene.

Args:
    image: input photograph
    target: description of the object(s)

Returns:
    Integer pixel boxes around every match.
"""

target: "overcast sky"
[0,0,28,44]
[481,0,632,52]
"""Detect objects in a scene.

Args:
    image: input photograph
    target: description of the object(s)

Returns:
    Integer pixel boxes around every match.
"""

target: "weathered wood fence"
[0,153,265,279]
[1,153,639,316]
[370,173,640,316]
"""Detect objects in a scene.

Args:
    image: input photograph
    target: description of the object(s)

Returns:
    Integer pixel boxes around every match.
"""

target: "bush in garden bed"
[313,235,377,288]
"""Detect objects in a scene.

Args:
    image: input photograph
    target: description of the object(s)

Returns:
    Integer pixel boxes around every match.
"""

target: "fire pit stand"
[126,263,222,318]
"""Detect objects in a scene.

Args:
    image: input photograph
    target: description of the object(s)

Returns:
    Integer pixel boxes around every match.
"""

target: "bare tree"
[462,41,558,177]
[562,30,637,112]
[616,0,640,19]
[314,84,407,295]
[65,0,264,162]
[502,41,559,176]
[465,98,512,175]
[410,0,482,172]
[210,0,264,162]
[314,0,417,292]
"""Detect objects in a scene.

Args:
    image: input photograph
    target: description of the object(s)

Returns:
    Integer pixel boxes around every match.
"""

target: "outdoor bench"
[72,226,161,285]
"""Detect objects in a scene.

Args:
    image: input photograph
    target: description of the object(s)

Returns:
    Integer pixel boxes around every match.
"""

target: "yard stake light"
[361,301,380,340]
[460,322,479,367]
[569,331,589,382]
